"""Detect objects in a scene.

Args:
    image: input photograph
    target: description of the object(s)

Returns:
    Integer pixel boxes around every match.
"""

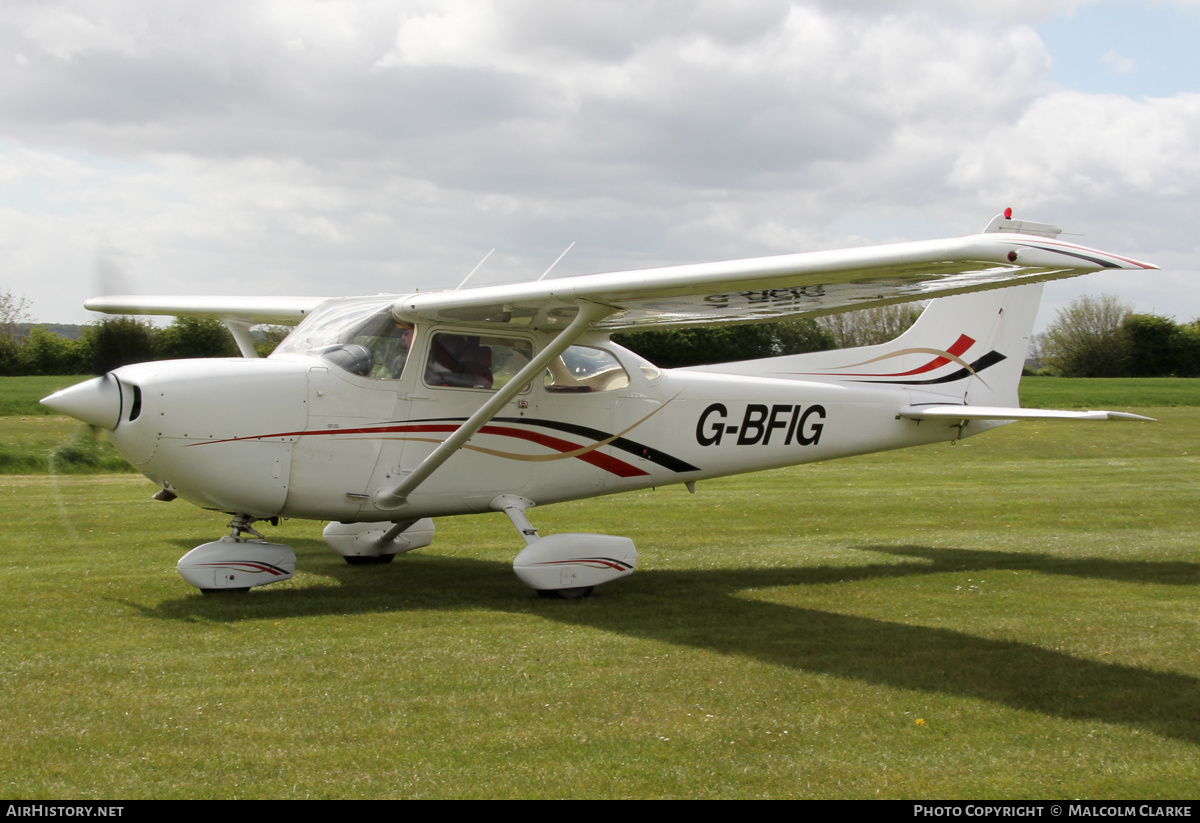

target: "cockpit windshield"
[272,297,414,380]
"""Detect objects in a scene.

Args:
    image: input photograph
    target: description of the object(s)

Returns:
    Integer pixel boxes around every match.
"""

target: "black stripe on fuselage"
[400,415,701,473]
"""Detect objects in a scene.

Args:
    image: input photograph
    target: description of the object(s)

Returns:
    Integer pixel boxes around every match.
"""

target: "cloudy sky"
[2,0,1198,331]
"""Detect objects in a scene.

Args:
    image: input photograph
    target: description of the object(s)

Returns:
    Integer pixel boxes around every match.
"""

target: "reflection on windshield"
[273,298,413,380]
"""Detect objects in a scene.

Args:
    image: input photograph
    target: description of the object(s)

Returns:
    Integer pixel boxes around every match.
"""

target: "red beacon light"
[1003,207,1013,220]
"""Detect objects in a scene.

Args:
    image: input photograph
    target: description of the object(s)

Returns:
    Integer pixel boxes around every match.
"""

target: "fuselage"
[87,322,965,523]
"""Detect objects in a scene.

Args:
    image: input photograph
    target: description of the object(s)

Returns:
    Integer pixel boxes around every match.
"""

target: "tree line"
[1,283,924,376]
[1033,295,1200,377]
[612,305,925,368]
[0,315,284,376]
[6,314,842,376]
[8,287,1192,378]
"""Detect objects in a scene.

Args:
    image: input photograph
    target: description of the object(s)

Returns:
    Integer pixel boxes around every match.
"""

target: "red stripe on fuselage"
[186,421,649,478]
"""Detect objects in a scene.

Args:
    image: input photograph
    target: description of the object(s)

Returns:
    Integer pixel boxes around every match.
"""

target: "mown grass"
[1019,376,1200,408]
[0,375,93,416]
[2,377,133,473]
[0,391,1196,798]
[0,416,133,474]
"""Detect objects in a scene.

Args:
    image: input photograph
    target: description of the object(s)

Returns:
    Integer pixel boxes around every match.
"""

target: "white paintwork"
[177,538,296,590]
[899,406,1155,422]
[39,374,123,430]
[323,519,435,558]
[388,232,1153,331]
[512,534,637,592]
[84,295,330,325]
[42,215,1156,595]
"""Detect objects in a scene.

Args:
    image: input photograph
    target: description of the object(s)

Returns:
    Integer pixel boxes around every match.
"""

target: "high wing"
[83,295,332,326]
[83,215,1154,333]
[391,218,1155,331]
[82,295,334,358]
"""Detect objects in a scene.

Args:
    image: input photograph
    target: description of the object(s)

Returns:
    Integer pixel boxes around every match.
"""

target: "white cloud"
[0,0,1195,328]
[20,6,145,62]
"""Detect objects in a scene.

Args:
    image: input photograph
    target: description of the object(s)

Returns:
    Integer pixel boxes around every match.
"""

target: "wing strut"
[371,300,619,511]
[221,319,260,358]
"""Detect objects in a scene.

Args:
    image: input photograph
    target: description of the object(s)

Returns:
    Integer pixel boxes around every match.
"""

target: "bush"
[156,316,239,360]
[17,327,89,375]
[81,317,157,374]
[1122,313,1182,377]
[0,337,18,376]
[1039,295,1132,377]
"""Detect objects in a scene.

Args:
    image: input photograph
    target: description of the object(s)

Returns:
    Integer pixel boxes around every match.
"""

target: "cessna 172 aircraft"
[42,211,1155,597]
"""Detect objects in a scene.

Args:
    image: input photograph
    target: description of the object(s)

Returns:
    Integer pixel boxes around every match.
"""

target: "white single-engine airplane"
[43,211,1156,597]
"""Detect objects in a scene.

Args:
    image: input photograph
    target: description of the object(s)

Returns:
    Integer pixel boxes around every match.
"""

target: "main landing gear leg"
[176,513,297,593]
[492,494,637,600]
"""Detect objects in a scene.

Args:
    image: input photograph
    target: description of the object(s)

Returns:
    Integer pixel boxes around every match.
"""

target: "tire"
[344,554,395,566]
[536,586,594,600]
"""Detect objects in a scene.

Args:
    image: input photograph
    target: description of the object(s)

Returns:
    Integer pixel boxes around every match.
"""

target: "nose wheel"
[343,554,396,566]
[536,586,594,600]
[176,514,296,592]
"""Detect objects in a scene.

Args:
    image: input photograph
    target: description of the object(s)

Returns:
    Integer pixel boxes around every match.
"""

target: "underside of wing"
[391,226,1155,331]
[84,295,333,325]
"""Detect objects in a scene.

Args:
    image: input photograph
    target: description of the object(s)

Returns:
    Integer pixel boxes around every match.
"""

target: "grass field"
[0,378,1197,798]
[1019,376,1200,408]
[1,377,133,473]
[0,375,92,416]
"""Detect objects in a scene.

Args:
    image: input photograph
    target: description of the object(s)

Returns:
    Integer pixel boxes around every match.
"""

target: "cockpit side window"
[424,333,533,391]
[349,316,414,380]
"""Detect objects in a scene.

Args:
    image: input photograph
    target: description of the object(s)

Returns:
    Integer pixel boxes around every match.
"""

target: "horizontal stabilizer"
[899,405,1155,422]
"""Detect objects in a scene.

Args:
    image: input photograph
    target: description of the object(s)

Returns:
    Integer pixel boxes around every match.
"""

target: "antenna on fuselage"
[455,248,495,290]
[537,241,575,281]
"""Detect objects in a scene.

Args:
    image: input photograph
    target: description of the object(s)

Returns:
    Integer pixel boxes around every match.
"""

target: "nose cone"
[41,375,123,430]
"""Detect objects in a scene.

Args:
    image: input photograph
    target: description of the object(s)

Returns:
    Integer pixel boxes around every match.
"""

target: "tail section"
[691,284,1044,407]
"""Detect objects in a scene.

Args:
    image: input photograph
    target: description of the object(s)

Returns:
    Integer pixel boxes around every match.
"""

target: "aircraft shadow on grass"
[143,540,1200,746]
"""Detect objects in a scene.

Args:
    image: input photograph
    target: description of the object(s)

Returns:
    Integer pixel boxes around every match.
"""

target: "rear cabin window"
[544,346,630,393]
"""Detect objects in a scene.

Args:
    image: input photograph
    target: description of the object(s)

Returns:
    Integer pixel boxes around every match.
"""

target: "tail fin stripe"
[847,350,1006,387]
[799,334,976,378]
